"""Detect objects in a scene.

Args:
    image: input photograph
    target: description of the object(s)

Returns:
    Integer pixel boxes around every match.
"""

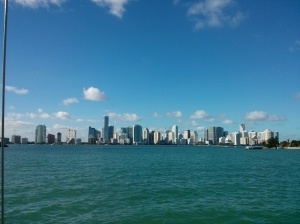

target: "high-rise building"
[108,125,114,140]
[47,134,55,144]
[88,126,100,144]
[205,127,224,145]
[171,125,178,143]
[56,132,62,144]
[154,131,161,144]
[127,126,133,143]
[102,116,109,142]
[133,124,143,144]
[21,138,28,144]
[239,124,245,132]
[11,135,21,144]
[183,130,190,140]
[190,131,198,143]
[35,125,46,144]
[66,129,76,144]
[143,128,149,144]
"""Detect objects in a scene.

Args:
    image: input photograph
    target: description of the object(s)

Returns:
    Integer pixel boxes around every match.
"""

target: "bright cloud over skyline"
[3,1,299,141]
[83,87,107,101]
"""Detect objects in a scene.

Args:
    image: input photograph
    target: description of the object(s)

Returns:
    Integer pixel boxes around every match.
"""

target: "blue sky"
[1,0,300,142]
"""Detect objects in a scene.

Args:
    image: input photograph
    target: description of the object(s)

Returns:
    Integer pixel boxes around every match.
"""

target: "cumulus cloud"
[63,97,79,106]
[187,0,246,29]
[108,112,141,122]
[91,0,131,18]
[245,111,285,122]
[190,110,209,119]
[76,119,84,122]
[5,86,29,95]
[166,111,182,118]
[54,111,70,120]
[26,109,51,119]
[12,0,66,8]
[83,87,107,101]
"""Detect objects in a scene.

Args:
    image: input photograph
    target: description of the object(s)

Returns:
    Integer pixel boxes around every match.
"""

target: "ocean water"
[3,145,300,223]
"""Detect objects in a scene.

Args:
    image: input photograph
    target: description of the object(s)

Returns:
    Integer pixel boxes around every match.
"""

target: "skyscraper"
[108,125,114,139]
[56,132,62,144]
[66,129,76,144]
[239,124,245,132]
[35,125,46,144]
[205,126,224,145]
[102,115,109,142]
[171,125,178,143]
[133,124,142,144]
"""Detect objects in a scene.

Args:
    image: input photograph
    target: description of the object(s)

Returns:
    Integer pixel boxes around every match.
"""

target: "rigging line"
[1,0,8,223]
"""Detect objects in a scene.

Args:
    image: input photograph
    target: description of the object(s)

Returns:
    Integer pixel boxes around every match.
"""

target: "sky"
[1,0,299,142]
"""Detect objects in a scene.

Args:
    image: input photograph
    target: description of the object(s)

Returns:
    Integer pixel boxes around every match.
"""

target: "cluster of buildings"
[6,116,279,146]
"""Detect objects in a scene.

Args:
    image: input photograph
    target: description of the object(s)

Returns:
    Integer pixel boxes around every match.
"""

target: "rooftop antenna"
[1,0,8,222]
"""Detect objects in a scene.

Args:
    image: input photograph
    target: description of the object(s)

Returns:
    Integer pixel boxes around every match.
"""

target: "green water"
[3,145,300,223]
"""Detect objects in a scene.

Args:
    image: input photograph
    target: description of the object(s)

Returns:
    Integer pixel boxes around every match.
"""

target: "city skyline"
[2,0,300,142]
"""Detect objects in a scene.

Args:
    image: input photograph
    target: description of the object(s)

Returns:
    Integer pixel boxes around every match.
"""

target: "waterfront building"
[66,129,76,144]
[205,127,224,145]
[133,124,143,144]
[219,136,226,145]
[11,135,21,144]
[183,130,190,140]
[154,131,161,144]
[171,125,178,143]
[149,130,155,145]
[47,134,55,144]
[264,129,273,141]
[35,125,46,144]
[108,125,114,140]
[88,126,100,144]
[190,131,198,144]
[239,124,245,132]
[56,132,62,144]
[21,138,28,144]
[231,132,241,146]
[168,131,174,144]
[143,128,149,144]
[0,137,9,145]
[127,126,133,143]
[102,115,109,142]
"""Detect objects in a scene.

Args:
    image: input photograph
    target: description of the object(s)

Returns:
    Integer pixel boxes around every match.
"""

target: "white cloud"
[12,0,66,8]
[83,87,107,101]
[5,86,29,95]
[54,111,70,120]
[63,97,79,106]
[245,111,285,122]
[187,0,245,29]
[223,119,233,124]
[190,110,209,119]
[166,111,182,118]
[108,112,141,122]
[26,109,51,119]
[76,119,84,122]
[91,0,130,18]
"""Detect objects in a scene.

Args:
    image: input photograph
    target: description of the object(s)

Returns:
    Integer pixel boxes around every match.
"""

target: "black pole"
[1,0,8,223]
